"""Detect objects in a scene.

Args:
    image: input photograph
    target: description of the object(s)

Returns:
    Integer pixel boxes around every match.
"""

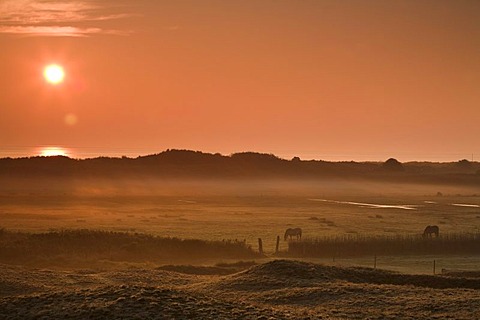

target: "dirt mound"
[209,260,480,292]
[206,260,339,291]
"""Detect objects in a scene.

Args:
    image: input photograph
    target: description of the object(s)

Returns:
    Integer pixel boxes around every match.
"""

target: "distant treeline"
[0,149,479,184]
[288,233,480,258]
[0,229,258,267]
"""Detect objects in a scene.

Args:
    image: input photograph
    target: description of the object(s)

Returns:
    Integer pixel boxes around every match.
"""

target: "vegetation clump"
[288,233,480,258]
[0,229,259,267]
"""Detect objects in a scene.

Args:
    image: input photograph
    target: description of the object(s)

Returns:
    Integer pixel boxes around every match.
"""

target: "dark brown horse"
[423,225,439,238]
[284,228,302,241]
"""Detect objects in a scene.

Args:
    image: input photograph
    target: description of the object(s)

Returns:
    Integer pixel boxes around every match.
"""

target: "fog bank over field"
[0,150,479,197]
[1,176,478,199]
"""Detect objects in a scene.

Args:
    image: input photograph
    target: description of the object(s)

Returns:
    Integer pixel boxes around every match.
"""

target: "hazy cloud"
[0,25,129,37]
[0,0,134,37]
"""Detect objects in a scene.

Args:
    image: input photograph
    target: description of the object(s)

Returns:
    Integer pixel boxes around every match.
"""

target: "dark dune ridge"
[1,149,479,185]
[1,260,479,319]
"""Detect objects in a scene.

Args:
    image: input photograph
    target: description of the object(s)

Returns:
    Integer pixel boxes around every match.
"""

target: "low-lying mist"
[1,176,478,198]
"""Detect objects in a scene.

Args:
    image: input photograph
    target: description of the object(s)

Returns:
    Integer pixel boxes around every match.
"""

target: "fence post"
[433,259,436,275]
[258,238,263,255]
[275,235,280,254]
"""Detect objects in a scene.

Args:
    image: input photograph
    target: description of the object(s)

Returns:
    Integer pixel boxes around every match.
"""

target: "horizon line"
[0,148,477,164]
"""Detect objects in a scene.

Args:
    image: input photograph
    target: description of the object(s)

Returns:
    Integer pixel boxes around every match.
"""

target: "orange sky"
[0,0,479,161]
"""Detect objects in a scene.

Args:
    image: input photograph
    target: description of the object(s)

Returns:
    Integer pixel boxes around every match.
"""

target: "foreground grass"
[0,229,259,267]
[2,260,479,319]
[288,233,480,258]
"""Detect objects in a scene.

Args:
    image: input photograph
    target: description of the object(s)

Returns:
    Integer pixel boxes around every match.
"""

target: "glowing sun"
[40,147,68,157]
[43,64,65,84]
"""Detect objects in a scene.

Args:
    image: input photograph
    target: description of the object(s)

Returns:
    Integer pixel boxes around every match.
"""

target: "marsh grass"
[288,233,480,258]
[0,229,259,267]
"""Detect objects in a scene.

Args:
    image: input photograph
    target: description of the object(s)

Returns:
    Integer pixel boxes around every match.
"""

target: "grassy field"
[1,179,480,319]
[0,178,479,272]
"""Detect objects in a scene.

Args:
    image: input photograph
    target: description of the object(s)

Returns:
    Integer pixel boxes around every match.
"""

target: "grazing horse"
[423,225,439,238]
[284,228,302,241]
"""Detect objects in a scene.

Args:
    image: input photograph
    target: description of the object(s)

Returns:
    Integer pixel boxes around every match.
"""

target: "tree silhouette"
[383,158,404,172]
